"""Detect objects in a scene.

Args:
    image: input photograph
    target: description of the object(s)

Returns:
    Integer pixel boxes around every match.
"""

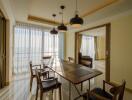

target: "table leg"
[69,82,71,100]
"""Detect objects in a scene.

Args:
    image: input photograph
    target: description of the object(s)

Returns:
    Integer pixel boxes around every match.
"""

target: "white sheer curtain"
[80,35,95,59]
[13,23,60,74]
[58,33,64,59]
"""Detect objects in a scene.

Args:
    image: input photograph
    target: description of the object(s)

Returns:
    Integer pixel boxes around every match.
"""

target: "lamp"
[50,14,58,35]
[58,5,67,32]
[70,0,83,28]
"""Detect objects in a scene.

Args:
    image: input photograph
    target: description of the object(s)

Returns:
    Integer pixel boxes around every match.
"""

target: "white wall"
[111,14,132,89]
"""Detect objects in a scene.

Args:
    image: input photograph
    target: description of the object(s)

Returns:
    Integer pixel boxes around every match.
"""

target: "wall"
[111,14,132,89]
[66,13,132,89]
[65,31,75,60]
[96,36,105,60]
[0,0,15,84]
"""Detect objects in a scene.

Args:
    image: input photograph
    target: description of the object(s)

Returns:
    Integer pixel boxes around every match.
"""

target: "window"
[13,23,59,74]
[80,36,95,59]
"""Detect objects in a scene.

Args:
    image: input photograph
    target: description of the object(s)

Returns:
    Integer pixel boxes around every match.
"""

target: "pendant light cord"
[60,5,65,24]
[62,9,63,23]
[75,0,78,14]
[53,14,56,28]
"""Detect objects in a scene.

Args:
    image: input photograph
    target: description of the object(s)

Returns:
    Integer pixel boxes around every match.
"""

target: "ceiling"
[10,0,132,28]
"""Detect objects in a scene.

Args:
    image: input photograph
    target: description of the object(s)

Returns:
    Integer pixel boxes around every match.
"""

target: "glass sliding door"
[13,23,59,74]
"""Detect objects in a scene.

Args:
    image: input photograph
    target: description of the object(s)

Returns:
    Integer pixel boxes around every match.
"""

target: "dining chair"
[35,69,62,100]
[29,61,49,92]
[68,57,74,63]
[42,56,52,67]
[82,80,126,100]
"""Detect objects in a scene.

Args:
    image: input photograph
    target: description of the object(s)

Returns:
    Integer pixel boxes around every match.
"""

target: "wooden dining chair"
[83,80,126,100]
[42,56,52,67]
[29,61,49,92]
[35,69,62,100]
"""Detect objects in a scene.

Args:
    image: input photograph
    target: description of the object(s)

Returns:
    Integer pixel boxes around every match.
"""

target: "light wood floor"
[0,61,132,100]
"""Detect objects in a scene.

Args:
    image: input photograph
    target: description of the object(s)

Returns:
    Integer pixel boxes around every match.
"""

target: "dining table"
[47,57,102,100]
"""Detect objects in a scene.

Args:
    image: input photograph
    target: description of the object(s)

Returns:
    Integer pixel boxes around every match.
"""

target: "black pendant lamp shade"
[58,23,67,32]
[50,28,58,34]
[70,0,83,28]
[58,5,67,32]
[50,14,58,35]
[70,14,83,28]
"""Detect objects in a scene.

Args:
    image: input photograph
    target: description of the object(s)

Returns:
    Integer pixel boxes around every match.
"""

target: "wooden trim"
[0,9,5,17]
[75,23,111,82]
[77,23,109,33]
[81,0,119,18]
[105,23,111,82]
[28,15,60,26]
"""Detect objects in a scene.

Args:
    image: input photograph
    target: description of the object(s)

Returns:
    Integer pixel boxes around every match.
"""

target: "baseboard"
[111,81,132,93]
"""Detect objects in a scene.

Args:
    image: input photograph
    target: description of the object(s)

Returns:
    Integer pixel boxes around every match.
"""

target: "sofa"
[78,52,93,68]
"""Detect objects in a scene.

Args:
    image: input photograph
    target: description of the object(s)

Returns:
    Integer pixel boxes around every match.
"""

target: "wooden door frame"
[75,23,111,82]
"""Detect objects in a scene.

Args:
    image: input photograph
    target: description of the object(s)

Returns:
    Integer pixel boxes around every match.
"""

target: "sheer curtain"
[80,35,95,59]
[13,23,60,74]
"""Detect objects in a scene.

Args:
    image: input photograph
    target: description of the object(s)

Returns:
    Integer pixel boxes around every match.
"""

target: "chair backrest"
[29,61,33,76]
[29,61,42,76]
[68,57,74,62]
[42,56,52,67]
[110,80,126,100]
[118,81,126,100]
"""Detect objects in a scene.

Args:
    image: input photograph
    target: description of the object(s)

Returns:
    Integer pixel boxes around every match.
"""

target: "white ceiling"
[10,0,132,28]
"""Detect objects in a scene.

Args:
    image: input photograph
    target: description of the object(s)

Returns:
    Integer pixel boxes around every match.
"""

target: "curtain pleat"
[13,23,60,74]
[80,35,95,59]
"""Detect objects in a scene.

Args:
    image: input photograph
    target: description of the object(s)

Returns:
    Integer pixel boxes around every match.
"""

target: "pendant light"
[58,5,67,32]
[50,14,58,35]
[70,0,83,28]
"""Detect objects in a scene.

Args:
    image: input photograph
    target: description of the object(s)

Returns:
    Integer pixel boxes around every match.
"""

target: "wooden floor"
[0,61,132,100]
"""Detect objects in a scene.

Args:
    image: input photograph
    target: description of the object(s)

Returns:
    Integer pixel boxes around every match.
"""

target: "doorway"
[75,23,111,82]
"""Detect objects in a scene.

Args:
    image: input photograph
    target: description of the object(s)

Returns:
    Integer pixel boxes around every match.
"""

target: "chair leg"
[59,86,62,100]
[30,77,33,91]
[40,91,43,100]
[81,82,83,91]
[35,85,39,100]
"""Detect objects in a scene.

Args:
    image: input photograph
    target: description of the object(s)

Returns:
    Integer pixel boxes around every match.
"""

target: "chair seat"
[41,78,61,92]
[83,88,113,100]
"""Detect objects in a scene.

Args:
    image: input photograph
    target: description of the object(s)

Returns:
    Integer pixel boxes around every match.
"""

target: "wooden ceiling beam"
[81,0,119,18]
[28,15,60,26]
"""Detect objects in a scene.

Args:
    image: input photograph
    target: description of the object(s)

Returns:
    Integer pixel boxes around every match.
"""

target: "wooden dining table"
[47,58,102,100]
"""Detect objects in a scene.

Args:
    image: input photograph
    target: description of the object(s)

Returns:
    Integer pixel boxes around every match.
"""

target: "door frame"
[75,23,111,82]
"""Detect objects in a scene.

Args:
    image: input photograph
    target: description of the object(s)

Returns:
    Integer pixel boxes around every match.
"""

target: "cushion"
[91,88,113,100]
[42,79,61,92]
[81,60,91,65]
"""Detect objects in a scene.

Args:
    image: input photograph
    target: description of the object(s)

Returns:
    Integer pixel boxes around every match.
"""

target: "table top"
[48,58,102,84]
